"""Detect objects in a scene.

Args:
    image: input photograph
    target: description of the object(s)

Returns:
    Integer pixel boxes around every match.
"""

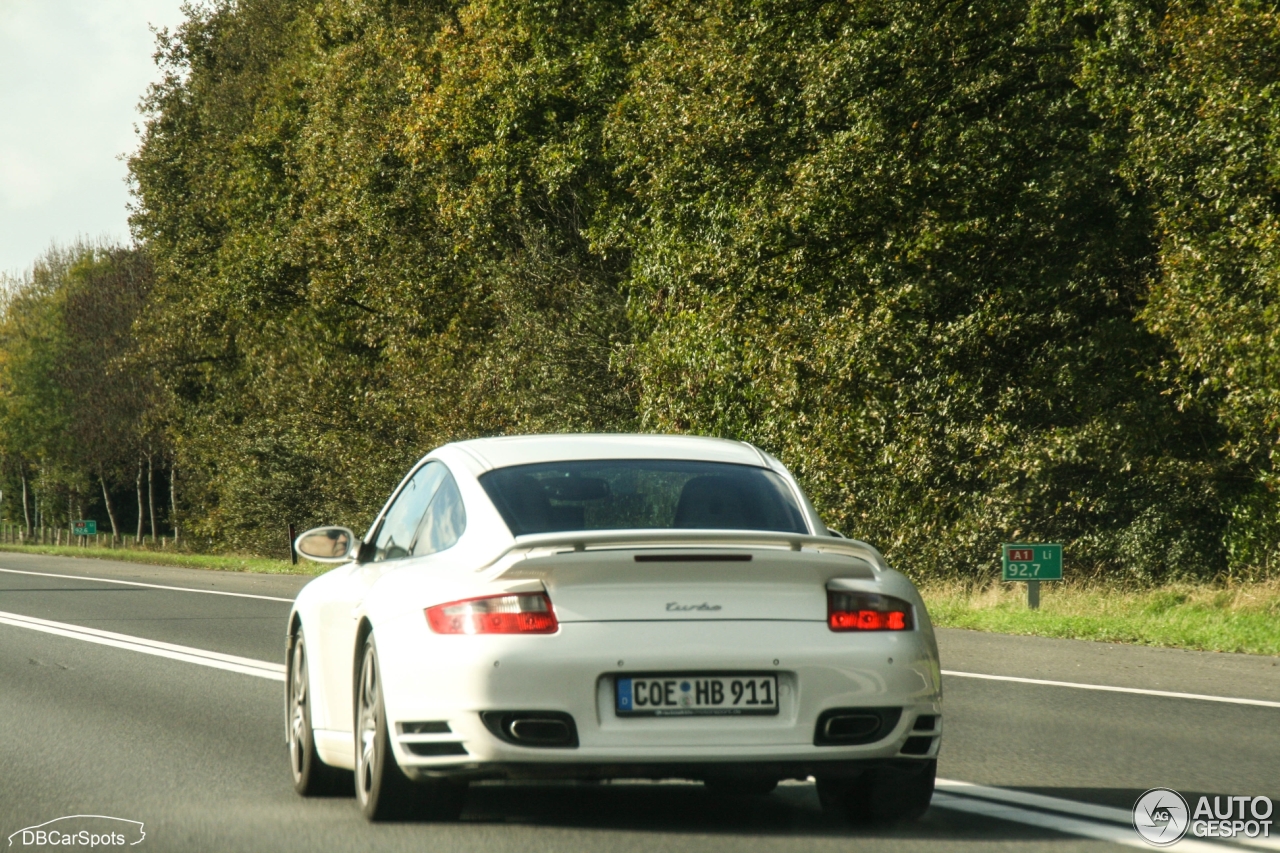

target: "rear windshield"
[478,459,809,536]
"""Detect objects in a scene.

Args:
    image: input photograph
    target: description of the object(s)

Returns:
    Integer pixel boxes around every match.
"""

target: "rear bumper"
[367,617,942,778]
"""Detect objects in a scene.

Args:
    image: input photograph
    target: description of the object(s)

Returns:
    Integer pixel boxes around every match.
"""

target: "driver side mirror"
[295,526,359,563]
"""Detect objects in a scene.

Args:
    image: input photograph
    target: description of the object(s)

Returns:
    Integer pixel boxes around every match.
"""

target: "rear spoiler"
[482,529,889,572]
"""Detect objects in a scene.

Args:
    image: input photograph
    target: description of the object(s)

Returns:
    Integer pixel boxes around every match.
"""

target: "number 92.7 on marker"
[1001,544,1063,581]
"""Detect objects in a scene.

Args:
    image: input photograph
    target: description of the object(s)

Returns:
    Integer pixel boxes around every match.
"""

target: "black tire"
[287,630,349,796]
[704,777,779,796]
[354,637,467,822]
[817,760,935,824]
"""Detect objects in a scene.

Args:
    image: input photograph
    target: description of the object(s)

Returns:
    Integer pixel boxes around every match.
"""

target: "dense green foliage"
[13,0,1264,578]
[0,244,164,539]
[606,0,1233,580]
[128,1,637,551]
[1115,1,1280,574]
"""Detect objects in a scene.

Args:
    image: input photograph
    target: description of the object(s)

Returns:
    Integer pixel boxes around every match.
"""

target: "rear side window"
[372,462,448,561]
[479,459,808,536]
[371,461,467,561]
[411,471,466,556]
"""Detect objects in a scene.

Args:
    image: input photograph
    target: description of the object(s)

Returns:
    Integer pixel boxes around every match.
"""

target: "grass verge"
[0,543,318,576]
[922,579,1280,657]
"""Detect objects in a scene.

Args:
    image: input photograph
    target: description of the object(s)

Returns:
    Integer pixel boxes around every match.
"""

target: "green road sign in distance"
[1002,543,1062,581]
[72,520,97,536]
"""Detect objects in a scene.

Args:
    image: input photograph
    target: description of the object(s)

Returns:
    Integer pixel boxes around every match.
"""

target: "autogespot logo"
[7,816,144,848]
[1133,788,1275,846]
[1133,789,1190,846]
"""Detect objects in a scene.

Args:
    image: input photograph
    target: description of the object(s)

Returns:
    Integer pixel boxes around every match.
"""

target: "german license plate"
[615,674,779,716]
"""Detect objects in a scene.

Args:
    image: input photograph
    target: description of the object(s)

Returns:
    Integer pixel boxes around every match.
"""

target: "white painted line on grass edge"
[0,566,295,603]
[943,670,1280,710]
[0,609,285,681]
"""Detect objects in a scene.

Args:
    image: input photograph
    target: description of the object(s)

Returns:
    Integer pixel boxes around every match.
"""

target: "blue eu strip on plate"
[616,677,633,711]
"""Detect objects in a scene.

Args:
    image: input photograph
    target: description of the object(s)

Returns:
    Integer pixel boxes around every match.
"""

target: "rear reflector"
[426,593,558,635]
[827,591,914,631]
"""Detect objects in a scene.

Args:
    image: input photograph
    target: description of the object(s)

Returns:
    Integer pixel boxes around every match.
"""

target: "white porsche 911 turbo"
[286,434,942,823]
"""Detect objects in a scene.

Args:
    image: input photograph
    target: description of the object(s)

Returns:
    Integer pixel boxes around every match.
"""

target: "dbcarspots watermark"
[1133,787,1273,846]
[7,816,144,848]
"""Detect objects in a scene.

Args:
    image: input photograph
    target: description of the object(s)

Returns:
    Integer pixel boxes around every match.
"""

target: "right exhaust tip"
[814,707,903,746]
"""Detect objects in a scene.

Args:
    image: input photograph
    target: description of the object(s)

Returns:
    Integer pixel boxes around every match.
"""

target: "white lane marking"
[943,670,1280,710]
[936,779,1280,852]
[938,777,1132,824]
[0,609,285,681]
[932,792,1232,851]
[0,566,296,603]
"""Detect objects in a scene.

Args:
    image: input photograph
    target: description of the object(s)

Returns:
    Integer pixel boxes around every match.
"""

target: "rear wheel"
[287,631,348,796]
[354,637,467,821]
[817,760,935,824]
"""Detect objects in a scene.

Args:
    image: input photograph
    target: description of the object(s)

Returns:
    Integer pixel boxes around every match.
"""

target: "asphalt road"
[1,551,1277,852]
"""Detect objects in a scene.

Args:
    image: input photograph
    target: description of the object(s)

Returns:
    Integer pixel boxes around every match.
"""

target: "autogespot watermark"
[7,816,144,848]
[1133,788,1273,846]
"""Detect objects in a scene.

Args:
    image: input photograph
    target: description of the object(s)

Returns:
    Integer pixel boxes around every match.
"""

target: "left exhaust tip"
[481,711,579,748]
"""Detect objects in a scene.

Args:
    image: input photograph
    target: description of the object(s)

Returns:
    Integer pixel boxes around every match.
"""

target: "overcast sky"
[1,1,189,277]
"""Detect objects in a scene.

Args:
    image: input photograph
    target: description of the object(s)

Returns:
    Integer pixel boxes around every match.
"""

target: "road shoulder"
[937,626,1280,703]
[0,550,313,599]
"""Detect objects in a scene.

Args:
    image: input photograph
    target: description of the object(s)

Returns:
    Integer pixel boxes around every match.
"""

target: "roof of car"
[445,433,770,472]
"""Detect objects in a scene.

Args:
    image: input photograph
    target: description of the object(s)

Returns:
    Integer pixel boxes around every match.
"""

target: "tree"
[0,244,162,539]
[1112,0,1280,575]
[597,0,1231,580]
[119,0,1268,579]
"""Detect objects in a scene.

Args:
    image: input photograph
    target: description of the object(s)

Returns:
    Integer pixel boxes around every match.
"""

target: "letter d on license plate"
[615,674,779,717]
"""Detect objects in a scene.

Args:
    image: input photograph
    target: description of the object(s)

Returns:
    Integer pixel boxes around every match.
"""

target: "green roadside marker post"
[72,520,97,537]
[1001,543,1062,610]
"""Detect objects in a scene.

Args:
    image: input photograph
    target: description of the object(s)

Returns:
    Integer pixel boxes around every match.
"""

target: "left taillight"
[426,593,559,635]
[827,590,914,631]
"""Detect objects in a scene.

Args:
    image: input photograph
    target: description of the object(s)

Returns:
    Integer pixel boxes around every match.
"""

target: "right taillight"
[827,591,914,631]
